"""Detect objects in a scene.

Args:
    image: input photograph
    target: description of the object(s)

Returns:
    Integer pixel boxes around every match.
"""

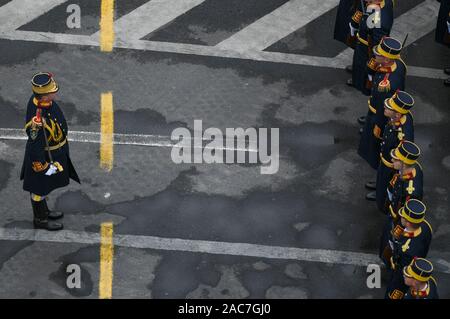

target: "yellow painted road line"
[100,0,115,52]
[99,222,114,299]
[100,92,114,171]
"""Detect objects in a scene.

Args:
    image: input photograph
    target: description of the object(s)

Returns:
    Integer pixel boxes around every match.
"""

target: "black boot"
[42,199,64,220]
[32,199,63,231]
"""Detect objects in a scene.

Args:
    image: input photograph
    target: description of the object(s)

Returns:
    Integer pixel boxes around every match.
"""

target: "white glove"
[368,74,373,82]
[45,164,58,176]
[349,22,357,37]
[387,188,393,202]
[388,240,394,251]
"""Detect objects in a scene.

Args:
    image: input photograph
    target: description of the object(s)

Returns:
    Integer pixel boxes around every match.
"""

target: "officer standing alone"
[20,72,80,231]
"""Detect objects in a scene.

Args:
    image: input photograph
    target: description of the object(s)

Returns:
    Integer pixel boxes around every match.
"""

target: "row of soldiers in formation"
[334,0,450,299]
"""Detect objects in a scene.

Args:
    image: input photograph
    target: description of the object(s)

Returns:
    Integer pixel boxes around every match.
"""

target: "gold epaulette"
[391,224,403,240]
[388,289,404,300]
[352,10,363,24]
[367,58,378,71]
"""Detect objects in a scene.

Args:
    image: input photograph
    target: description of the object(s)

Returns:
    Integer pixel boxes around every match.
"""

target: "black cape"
[20,96,80,196]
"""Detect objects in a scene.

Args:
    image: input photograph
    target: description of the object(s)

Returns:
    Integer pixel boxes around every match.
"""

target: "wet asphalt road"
[0,0,449,299]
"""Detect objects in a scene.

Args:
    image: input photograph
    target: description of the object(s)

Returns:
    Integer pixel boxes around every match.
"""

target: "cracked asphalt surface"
[0,0,449,299]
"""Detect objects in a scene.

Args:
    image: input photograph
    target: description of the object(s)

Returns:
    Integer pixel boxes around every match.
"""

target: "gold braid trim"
[388,289,404,300]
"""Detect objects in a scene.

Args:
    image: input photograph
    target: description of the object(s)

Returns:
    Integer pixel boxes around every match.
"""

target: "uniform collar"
[367,1,386,9]
[402,226,422,238]
[33,97,52,109]
[391,115,407,127]
[377,62,397,74]
[410,282,430,298]
[400,168,416,180]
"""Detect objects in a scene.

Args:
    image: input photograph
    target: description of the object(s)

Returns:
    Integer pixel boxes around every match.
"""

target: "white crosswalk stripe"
[0,227,449,273]
[90,0,207,43]
[390,0,440,46]
[0,0,445,79]
[216,0,339,51]
[0,29,445,79]
[0,0,69,32]
[0,128,259,153]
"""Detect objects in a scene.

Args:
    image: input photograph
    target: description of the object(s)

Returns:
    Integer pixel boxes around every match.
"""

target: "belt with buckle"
[45,138,67,151]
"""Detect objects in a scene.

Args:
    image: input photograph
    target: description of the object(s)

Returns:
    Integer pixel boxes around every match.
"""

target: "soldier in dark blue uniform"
[334,0,361,47]
[385,141,423,217]
[358,37,407,196]
[403,258,439,299]
[382,199,433,299]
[349,0,394,97]
[435,0,450,86]
[366,91,414,209]
[379,141,424,266]
[20,72,80,231]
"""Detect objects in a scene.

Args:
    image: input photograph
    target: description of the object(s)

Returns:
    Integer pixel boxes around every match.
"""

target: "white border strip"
[0,128,259,152]
[1,227,449,273]
[0,30,446,80]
